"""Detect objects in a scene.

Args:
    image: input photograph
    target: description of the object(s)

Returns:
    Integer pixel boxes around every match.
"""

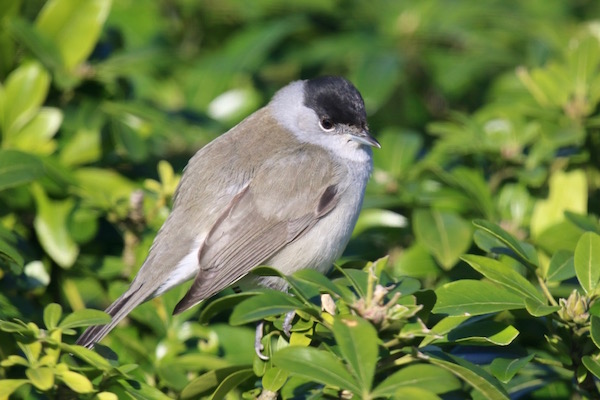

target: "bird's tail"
[75,286,147,349]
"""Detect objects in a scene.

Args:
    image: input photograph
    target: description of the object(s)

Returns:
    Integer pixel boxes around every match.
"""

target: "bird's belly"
[254,191,363,290]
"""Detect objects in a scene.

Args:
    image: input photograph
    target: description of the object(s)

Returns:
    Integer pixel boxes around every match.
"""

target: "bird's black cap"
[303,76,367,129]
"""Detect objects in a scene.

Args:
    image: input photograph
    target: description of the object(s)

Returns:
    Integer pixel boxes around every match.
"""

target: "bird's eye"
[319,117,335,132]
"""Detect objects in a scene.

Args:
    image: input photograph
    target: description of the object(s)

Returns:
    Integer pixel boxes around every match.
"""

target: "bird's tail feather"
[75,287,147,349]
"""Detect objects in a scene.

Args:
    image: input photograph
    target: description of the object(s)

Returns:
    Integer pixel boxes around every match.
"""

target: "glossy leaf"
[199,292,260,324]
[26,367,54,390]
[208,368,254,400]
[473,219,538,268]
[1,60,50,136]
[546,250,575,282]
[433,280,524,316]
[447,320,519,346]
[43,303,62,330]
[292,268,353,301]
[58,309,111,329]
[574,232,600,294]
[373,129,423,178]
[531,170,587,237]
[332,315,378,391]
[353,208,407,237]
[524,299,560,317]
[262,367,289,392]
[372,364,461,396]
[0,149,44,191]
[59,370,94,393]
[8,107,62,154]
[0,236,24,267]
[273,346,360,393]
[462,254,545,304]
[414,209,472,270]
[591,316,600,350]
[489,355,535,383]
[31,184,79,268]
[180,366,251,399]
[582,356,600,380]
[0,379,29,398]
[391,387,441,399]
[36,0,112,70]
[229,290,305,325]
[426,352,509,400]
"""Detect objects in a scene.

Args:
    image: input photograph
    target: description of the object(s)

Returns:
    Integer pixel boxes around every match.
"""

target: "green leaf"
[546,250,575,282]
[353,208,407,237]
[524,299,560,317]
[433,280,524,316]
[591,316,600,350]
[199,292,260,324]
[208,369,255,400]
[372,364,461,397]
[332,315,378,391]
[292,268,353,301]
[273,346,360,393]
[0,320,31,334]
[262,367,289,392]
[446,320,519,346]
[58,370,94,393]
[582,356,600,380]
[565,211,600,234]
[0,236,24,267]
[31,184,79,268]
[61,344,112,370]
[373,129,422,178]
[35,0,112,70]
[574,232,600,295]
[392,387,442,399]
[420,316,471,347]
[473,219,538,268]
[58,308,111,329]
[229,290,305,325]
[73,167,136,209]
[489,354,535,383]
[461,254,545,304]
[414,209,472,270]
[392,242,440,278]
[531,170,587,238]
[5,18,63,71]
[59,127,102,166]
[26,366,54,391]
[0,379,29,398]
[449,167,495,219]
[425,352,509,400]
[110,378,172,400]
[180,366,252,400]
[8,107,62,155]
[0,149,44,191]
[43,303,62,330]
[1,60,50,136]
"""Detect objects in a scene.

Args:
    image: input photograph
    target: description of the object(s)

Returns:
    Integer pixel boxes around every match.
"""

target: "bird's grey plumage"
[76,76,377,349]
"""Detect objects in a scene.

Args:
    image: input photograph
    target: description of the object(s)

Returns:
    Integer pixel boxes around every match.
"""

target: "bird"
[76,76,380,350]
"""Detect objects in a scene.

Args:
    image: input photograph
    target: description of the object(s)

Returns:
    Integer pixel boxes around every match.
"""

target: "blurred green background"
[2,0,600,398]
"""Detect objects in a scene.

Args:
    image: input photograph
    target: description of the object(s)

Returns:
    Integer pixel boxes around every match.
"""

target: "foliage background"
[1,0,600,399]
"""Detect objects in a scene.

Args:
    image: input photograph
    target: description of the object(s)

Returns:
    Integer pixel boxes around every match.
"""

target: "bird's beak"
[350,129,381,148]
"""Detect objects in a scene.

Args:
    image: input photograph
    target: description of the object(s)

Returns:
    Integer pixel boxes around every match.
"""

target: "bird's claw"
[283,310,296,337]
[255,321,270,360]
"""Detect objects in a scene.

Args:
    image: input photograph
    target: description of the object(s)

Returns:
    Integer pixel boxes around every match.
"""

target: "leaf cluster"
[1,0,600,399]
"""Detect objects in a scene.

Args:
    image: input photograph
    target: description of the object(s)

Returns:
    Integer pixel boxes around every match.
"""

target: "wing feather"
[173,159,341,314]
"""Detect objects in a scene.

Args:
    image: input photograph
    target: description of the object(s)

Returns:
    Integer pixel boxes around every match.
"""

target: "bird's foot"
[255,321,270,360]
[282,310,296,337]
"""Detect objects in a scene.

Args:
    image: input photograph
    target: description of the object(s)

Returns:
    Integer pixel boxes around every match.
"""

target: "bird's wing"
[173,147,342,313]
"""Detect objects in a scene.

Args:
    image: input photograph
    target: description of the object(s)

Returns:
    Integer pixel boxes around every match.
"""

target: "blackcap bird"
[76,76,380,351]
